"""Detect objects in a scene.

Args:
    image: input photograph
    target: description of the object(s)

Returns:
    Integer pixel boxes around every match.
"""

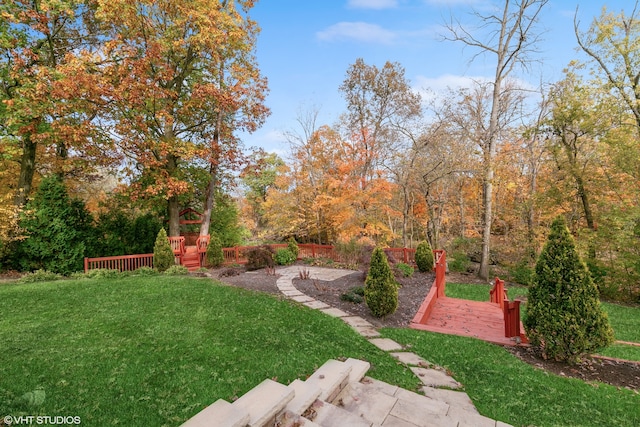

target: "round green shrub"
[164,265,189,275]
[17,269,62,283]
[364,247,398,317]
[153,229,175,272]
[524,216,614,362]
[395,262,414,278]
[340,286,365,304]
[415,241,434,272]
[205,233,224,268]
[275,248,296,265]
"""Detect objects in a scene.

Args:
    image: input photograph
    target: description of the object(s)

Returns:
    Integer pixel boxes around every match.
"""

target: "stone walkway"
[275,266,513,427]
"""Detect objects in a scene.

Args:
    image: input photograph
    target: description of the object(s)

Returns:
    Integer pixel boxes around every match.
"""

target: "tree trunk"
[199,167,216,237]
[479,166,494,280]
[168,195,180,236]
[14,133,38,208]
[166,152,180,237]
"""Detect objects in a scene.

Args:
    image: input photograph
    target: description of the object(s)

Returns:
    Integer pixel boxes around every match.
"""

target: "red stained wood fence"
[221,243,417,266]
[84,253,154,272]
[85,242,417,273]
[490,277,528,343]
[410,250,446,325]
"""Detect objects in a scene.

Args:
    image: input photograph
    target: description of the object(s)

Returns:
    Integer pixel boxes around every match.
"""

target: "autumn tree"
[1,0,110,208]
[240,150,285,234]
[575,2,640,131]
[96,0,268,237]
[337,59,421,242]
[445,0,548,279]
[544,72,614,258]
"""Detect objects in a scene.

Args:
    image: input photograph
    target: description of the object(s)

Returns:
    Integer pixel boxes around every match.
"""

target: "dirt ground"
[212,264,640,392]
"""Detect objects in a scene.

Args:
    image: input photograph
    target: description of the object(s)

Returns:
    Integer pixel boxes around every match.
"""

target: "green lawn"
[1,276,639,427]
[446,282,640,361]
[0,276,418,426]
[382,328,640,427]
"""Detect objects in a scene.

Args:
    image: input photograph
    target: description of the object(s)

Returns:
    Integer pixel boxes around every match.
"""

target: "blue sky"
[241,0,632,155]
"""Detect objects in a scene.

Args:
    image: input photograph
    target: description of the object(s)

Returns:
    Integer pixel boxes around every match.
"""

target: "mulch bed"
[211,264,640,392]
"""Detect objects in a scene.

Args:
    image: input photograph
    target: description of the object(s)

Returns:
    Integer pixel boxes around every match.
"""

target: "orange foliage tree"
[94,0,268,236]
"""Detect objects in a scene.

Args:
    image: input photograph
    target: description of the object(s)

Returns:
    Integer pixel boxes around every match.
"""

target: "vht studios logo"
[3,415,81,425]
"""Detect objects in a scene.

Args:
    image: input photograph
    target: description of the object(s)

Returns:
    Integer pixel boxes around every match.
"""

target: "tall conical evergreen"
[205,232,224,268]
[364,247,398,317]
[524,216,614,362]
[153,228,175,272]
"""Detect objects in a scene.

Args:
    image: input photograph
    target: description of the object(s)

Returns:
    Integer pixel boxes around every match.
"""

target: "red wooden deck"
[411,296,521,346]
[410,251,527,346]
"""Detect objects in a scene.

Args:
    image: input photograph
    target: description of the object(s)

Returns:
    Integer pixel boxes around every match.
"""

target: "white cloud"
[316,22,397,44]
[347,0,399,9]
[413,73,536,104]
[424,0,483,5]
[415,73,489,91]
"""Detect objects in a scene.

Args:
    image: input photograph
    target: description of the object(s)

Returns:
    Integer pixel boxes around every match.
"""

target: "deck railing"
[84,253,154,272]
[489,277,528,343]
[410,250,445,326]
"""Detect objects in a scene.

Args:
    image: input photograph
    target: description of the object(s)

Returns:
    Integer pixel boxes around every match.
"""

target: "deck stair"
[180,358,512,427]
[181,245,201,271]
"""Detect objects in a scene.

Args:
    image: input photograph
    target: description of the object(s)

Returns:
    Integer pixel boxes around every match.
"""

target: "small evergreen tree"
[287,237,299,259]
[205,232,224,268]
[415,240,434,272]
[524,216,614,362]
[364,247,398,317]
[153,228,175,272]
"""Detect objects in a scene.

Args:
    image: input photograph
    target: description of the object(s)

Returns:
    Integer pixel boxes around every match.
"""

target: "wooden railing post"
[490,278,506,310]
[503,300,522,339]
[434,250,446,298]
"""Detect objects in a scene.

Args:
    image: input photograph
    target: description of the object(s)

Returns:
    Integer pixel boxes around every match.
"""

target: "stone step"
[343,357,371,383]
[232,379,294,427]
[180,358,514,427]
[180,399,249,427]
[276,410,323,427]
[304,359,353,402]
[303,398,372,427]
[284,379,322,415]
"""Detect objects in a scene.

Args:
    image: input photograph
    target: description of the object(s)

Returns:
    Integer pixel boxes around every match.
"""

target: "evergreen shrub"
[364,247,398,317]
[415,241,434,272]
[524,216,615,362]
[395,262,414,278]
[153,229,175,272]
[16,175,94,275]
[205,233,224,268]
[287,237,299,259]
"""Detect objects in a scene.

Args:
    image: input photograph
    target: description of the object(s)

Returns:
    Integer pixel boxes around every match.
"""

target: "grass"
[382,328,640,427]
[2,276,639,427]
[446,282,640,361]
[0,276,418,426]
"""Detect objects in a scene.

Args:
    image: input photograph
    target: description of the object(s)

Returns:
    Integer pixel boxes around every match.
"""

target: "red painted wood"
[411,296,518,346]
[84,253,154,273]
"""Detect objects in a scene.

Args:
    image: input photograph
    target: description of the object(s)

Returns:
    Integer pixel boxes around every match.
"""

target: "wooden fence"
[85,243,418,273]
[222,243,416,266]
[84,253,154,273]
